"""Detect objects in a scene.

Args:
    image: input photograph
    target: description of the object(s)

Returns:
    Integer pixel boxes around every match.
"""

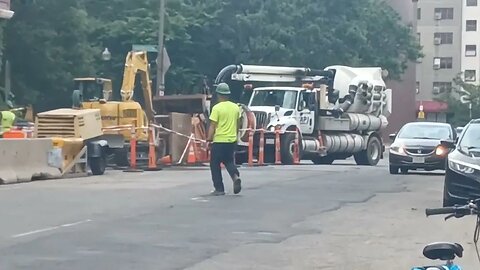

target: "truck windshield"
[249,90,297,109]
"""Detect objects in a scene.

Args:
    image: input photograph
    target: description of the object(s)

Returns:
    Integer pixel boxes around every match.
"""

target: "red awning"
[416,101,448,113]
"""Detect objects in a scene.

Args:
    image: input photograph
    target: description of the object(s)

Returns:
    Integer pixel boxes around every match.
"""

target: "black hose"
[214,65,240,85]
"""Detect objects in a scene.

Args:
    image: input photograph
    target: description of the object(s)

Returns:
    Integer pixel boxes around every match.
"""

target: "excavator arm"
[120,51,156,122]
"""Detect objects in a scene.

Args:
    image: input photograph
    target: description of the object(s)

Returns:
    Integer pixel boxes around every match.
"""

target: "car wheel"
[400,168,409,174]
[389,165,399,174]
[443,172,455,207]
[443,177,454,207]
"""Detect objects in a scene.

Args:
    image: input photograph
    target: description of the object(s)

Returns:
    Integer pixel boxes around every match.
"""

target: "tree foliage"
[438,75,480,126]
[3,0,421,111]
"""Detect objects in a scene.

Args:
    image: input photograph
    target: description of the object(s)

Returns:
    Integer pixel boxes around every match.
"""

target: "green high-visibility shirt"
[1,111,16,134]
[209,101,240,143]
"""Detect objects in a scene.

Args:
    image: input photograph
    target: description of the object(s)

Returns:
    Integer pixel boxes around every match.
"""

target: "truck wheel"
[235,153,248,165]
[354,136,381,166]
[89,156,106,175]
[311,156,335,165]
[280,132,301,165]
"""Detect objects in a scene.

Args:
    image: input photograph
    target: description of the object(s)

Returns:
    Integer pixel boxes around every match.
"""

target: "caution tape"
[150,124,207,143]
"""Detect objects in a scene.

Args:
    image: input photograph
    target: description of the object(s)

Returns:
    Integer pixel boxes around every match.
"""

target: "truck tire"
[280,132,301,165]
[89,156,106,175]
[354,136,381,166]
[235,153,248,165]
[311,156,335,165]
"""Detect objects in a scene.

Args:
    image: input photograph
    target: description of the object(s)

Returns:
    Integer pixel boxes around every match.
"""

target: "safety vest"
[0,111,16,135]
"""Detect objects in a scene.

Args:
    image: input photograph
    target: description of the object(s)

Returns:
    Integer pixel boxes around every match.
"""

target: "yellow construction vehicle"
[72,51,160,167]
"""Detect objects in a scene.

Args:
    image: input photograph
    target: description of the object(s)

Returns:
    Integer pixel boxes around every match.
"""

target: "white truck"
[213,64,392,166]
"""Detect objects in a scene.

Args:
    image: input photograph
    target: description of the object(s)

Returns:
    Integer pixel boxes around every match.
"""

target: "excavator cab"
[73,78,113,103]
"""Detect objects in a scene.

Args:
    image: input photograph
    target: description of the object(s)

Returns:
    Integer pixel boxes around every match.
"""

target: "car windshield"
[249,90,297,109]
[458,124,480,149]
[398,124,452,140]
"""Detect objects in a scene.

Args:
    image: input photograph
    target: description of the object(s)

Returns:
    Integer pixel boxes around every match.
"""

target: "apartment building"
[382,0,417,136]
[416,0,463,122]
[461,0,480,84]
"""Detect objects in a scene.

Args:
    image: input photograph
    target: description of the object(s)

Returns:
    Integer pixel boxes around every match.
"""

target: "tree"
[5,0,96,111]
[436,74,480,126]
[3,0,421,110]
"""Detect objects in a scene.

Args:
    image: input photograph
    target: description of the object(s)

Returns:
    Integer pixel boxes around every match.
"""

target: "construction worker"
[0,110,16,137]
[206,83,242,196]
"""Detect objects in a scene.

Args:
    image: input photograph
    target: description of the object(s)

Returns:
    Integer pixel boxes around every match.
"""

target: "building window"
[433,57,453,69]
[466,45,477,56]
[467,0,478,6]
[417,8,421,20]
[466,20,477,31]
[433,82,452,94]
[434,8,454,20]
[465,70,477,81]
[434,32,453,44]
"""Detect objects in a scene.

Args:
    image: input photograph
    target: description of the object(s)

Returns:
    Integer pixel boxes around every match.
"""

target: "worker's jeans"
[210,142,240,192]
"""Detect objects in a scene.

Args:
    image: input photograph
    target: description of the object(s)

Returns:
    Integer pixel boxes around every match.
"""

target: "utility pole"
[156,0,166,97]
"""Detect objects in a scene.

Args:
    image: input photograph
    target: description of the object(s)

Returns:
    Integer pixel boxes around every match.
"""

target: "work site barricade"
[243,128,300,167]
[151,123,209,167]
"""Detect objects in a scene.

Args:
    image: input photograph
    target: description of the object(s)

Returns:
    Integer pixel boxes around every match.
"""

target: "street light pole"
[156,0,166,97]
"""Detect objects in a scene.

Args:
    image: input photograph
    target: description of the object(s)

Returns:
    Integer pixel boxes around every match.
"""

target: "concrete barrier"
[0,138,62,184]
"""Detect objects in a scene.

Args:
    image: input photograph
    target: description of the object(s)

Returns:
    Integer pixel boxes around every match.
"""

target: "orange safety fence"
[242,128,301,166]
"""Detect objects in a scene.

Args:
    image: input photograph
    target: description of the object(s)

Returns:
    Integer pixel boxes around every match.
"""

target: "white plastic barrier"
[0,138,62,184]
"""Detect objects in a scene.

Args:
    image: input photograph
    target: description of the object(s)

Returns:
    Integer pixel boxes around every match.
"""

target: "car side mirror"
[275,105,280,112]
[389,133,397,141]
[441,139,456,149]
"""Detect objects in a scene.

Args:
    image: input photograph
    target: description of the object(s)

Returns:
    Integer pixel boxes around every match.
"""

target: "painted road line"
[11,219,92,238]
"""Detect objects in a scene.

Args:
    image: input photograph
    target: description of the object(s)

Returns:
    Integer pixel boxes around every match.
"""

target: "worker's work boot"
[233,179,242,194]
[209,190,226,196]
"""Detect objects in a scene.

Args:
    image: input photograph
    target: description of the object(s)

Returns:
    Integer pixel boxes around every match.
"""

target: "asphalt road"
[0,158,474,269]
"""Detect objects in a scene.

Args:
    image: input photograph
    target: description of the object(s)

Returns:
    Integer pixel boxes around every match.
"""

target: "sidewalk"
[186,175,477,270]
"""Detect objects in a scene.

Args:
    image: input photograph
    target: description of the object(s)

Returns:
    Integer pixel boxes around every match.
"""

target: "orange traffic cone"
[187,142,197,164]
[160,155,172,166]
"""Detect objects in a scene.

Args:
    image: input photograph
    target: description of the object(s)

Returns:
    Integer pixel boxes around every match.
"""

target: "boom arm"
[120,51,156,122]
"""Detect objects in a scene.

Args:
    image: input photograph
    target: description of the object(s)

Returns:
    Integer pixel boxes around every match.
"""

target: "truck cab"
[248,87,316,136]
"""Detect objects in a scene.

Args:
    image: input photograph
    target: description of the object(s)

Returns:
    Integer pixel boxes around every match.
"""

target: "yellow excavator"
[72,51,159,166]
